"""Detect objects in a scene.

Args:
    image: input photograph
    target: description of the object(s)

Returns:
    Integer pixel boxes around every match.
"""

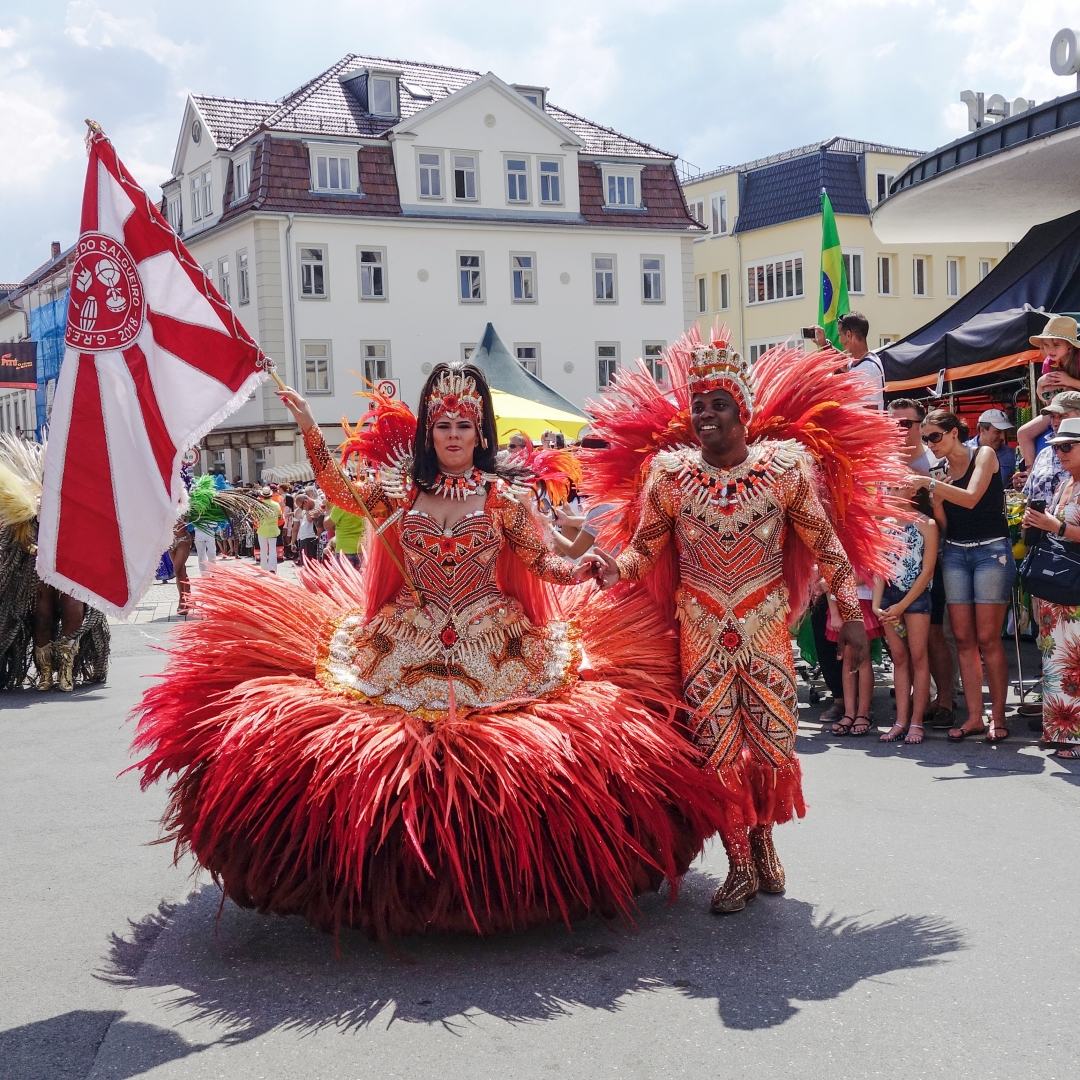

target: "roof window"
[512,85,548,110]
[402,81,433,101]
[339,67,400,119]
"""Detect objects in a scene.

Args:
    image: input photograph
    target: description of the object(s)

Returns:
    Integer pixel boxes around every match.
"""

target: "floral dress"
[1034,481,1080,747]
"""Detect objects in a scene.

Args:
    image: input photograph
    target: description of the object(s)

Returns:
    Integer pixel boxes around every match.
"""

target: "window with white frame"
[512,254,535,302]
[233,155,251,202]
[597,343,619,387]
[842,249,864,294]
[748,338,785,363]
[190,169,211,221]
[875,171,897,205]
[453,155,477,201]
[515,344,540,376]
[211,450,225,474]
[539,159,562,204]
[643,342,667,383]
[418,152,442,198]
[604,168,639,208]
[458,252,484,302]
[719,271,730,310]
[642,256,663,303]
[237,250,249,304]
[745,253,804,304]
[877,254,896,296]
[218,258,231,304]
[593,256,616,302]
[506,157,529,203]
[358,248,387,300]
[710,193,728,235]
[166,195,181,232]
[979,259,993,281]
[253,447,269,476]
[300,246,327,298]
[460,344,476,362]
[913,256,929,297]
[697,276,707,313]
[313,153,353,193]
[370,76,395,117]
[879,335,896,348]
[362,341,391,383]
[302,340,331,393]
[946,257,960,298]
[202,263,213,284]
[688,198,704,225]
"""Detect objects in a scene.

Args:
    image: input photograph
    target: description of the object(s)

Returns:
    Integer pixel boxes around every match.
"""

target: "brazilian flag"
[818,189,849,348]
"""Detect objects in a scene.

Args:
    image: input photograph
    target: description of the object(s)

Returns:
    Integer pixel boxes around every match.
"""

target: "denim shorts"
[882,582,933,616]
[941,537,1016,605]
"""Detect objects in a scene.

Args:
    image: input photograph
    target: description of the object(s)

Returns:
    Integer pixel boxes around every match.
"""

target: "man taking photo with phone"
[812,312,884,411]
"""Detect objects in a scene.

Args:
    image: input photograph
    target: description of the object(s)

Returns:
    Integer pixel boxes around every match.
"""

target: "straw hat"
[1030,315,1080,349]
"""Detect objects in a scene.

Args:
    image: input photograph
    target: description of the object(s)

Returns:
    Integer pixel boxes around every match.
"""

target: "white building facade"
[162,56,701,479]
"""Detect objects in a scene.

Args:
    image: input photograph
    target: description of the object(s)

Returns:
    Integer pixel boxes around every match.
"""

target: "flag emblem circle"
[820,271,834,317]
[65,232,145,353]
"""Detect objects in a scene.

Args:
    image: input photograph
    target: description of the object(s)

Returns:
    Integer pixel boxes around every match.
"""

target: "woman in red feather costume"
[131,363,731,939]
[579,327,911,914]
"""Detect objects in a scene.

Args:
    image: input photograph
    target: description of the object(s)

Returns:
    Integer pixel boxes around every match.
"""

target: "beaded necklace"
[430,467,486,500]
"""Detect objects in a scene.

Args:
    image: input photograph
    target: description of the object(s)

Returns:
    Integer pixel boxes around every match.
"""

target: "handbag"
[1020,532,1080,606]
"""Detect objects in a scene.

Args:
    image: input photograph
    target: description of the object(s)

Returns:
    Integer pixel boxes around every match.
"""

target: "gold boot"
[750,825,786,894]
[34,644,55,691]
[54,634,79,692]
[710,859,759,914]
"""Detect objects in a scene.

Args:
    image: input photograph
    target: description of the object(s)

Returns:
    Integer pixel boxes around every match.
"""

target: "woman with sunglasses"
[915,409,1013,743]
[1021,416,1080,759]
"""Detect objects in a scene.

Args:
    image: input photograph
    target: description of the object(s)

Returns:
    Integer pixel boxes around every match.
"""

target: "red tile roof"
[579,162,702,230]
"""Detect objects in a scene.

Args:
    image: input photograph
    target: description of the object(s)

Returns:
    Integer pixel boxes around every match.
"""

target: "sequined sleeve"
[302,426,391,519]
[497,490,578,585]
[782,464,862,623]
[614,465,676,583]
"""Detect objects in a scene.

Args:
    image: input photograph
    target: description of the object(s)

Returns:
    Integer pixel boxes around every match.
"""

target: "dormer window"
[308,145,358,193]
[600,164,644,209]
[370,76,394,117]
[232,154,252,204]
[512,84,547,110]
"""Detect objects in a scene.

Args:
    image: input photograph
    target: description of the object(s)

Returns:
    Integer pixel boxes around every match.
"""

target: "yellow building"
[682,137,1012,360]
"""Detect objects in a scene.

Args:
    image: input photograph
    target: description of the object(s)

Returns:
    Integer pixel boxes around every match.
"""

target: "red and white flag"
[37,125,268,617]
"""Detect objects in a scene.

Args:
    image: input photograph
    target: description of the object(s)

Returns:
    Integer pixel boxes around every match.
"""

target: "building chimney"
[50,241,61,259]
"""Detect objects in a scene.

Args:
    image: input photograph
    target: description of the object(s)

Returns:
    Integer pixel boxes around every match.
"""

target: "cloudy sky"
[1,0,1075,281]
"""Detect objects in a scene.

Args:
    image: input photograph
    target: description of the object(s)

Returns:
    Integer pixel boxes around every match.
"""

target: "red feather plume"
[338,389,417,471]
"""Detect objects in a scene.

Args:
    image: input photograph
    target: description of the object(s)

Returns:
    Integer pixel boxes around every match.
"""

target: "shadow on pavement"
[96,870,964,1039]
[0,1009,208,1080]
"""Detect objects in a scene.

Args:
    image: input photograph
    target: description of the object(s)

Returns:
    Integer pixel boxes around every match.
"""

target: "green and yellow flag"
[818,189,849,348]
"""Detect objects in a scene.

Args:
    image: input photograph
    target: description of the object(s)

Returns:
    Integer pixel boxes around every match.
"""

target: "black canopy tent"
[879,206,1080,396]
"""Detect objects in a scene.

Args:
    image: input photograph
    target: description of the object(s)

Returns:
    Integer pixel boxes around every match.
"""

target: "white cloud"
[64,0,193,71]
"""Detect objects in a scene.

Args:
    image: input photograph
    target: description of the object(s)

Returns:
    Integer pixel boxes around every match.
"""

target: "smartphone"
[1024,498,1046,547]
[800,327,818,340]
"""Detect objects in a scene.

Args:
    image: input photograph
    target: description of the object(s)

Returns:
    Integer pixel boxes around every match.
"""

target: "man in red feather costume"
[581,329,909,913]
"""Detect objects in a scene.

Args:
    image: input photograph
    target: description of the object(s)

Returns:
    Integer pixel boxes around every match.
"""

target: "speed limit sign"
[182,448,198,465]
[376,379,400,399]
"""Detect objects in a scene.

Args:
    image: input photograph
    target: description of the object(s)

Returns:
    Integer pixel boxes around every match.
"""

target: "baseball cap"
[1042,391,1080,415]
[977,409,1012,430]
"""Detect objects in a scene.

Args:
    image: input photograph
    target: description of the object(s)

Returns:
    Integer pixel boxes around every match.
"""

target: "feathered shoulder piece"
[0,434,45,546]
[505,434,583,507]
[339,388,417,500]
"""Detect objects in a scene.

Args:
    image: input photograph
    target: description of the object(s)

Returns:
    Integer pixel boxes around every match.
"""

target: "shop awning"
[262,461,314,484]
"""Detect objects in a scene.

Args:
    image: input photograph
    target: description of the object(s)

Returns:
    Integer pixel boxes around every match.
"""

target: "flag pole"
[266,365,419,601]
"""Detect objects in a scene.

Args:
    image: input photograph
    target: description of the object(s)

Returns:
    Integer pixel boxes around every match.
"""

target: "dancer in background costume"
[131,364,731,938]
[0,435,110,691]
[580,328,909,912]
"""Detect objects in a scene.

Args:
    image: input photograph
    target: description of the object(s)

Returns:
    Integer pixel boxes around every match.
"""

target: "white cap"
[977,409,1012,430]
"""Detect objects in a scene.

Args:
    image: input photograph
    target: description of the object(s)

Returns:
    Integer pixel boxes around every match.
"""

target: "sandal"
[947,721,987,742]
[851,715,873,736]
[1055,747,1080,759]
[831,715,855,736]
[904,723,925,745]
[880,724,907,743]
[985,725,1010,743]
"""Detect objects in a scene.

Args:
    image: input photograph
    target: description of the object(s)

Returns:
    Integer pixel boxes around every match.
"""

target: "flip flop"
[985,727,1010,743]
[947,725,986,742]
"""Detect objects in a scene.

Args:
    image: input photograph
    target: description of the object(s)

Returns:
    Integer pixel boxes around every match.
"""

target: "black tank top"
[943,449,1008,542]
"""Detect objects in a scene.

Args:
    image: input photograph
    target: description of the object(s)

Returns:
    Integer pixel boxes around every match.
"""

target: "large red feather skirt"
[131,560,733,939]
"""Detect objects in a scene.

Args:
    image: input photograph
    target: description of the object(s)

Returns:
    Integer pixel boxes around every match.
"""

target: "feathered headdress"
[580,327,910,625]
[180,474,274,530]
[684,326,753,423]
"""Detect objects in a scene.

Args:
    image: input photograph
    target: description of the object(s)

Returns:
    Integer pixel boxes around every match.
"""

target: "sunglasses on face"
[922,431,946,445]
[1055,441,1080,454]
[895,418,917,429]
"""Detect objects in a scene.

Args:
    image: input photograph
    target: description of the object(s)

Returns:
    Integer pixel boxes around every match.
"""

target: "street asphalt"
[2,595,1078,1080]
